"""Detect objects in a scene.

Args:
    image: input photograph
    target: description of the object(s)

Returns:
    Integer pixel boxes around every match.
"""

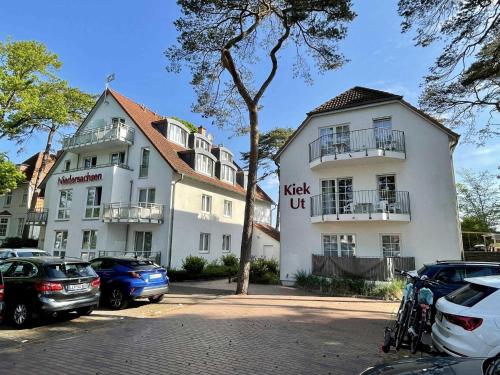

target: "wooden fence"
[464,252,500,262]
[312,255,416,281]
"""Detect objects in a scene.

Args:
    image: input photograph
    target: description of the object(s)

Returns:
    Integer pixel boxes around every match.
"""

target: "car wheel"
[76,307,94,316]
[108,288,128,310]
[11,302,30,328]
[148,295,164,303]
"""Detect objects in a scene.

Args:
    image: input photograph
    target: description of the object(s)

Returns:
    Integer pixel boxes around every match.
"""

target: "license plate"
[67,283,88,291]
[149,274,162,280]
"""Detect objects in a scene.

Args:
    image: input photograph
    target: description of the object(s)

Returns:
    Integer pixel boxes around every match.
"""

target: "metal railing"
[310,190,410,218]
[62,123,135,149]
[103,202,164,223]
[98,250,162,265]
[309,128,405,162]
[58,162,131,174]
[26,209,49,224]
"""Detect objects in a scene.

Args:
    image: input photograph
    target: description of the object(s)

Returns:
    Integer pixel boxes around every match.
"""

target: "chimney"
[197,126,206,137]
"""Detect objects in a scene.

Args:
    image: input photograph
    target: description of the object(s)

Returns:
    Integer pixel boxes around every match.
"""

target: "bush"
[221,253,239,268]
[0,237,39,248]
[250,257,280,284]
[182,256,207,274]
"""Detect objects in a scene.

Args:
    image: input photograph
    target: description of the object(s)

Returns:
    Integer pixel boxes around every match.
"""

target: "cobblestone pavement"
[0,283,409,375]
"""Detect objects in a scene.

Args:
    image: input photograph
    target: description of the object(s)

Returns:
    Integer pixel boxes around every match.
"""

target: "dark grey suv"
[0,257,100,327]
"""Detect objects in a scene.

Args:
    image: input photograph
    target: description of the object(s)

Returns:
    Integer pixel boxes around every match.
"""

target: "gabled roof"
[107,89,273,204]
[18,152,56,186]
[275,86,459,160]
[254,223,280,242]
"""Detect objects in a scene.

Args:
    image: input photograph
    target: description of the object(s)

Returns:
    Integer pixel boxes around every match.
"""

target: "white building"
[275,87,462,284]
[0,152,55,244]
[40,89,278,267]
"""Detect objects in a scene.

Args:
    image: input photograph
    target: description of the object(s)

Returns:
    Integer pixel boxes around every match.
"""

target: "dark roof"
[0,210,12,216]
[18,152,56,185]
[254,223,280,242]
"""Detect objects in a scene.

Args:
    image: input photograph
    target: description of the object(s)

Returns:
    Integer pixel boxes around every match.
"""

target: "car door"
[90,259,115,290]
[1,260,39,306]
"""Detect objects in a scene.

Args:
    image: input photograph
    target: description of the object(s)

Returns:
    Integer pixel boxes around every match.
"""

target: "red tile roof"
[254,223,280,242]
[108,89,273,203]
[19,152,56,186]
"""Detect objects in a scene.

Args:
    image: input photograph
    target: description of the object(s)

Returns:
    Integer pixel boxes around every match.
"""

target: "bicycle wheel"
[395,303,410,350]
[410,317,425,354]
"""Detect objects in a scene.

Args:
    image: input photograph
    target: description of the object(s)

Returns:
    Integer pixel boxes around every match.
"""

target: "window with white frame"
[199,233,210,252]
[85,187,102,218]
[322,234,356,257]
[222,234,231,252]
[110,151,125,165]
[17,218,25,237]
[201,194,212,213]
[224,200,232,217]
[138,188,156,205]
[82,230,97,251]
[112,117,125,125]
[220,165,235,184]
[0,218,9,237]
[381,234,401,257]
[168,123,188,146]
[139,147,150,178]
[196,154,214,176]
[4,192,12,207]
[64,160,71,171]
[134,231,152,257]
[54,230,68,257]
[57,189,72,219]
[220,151,232,162]
[84,156,97,168]
[195,138,210,151]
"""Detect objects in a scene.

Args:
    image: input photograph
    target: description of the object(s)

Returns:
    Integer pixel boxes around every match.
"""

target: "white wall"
[279,101,461,282]
[0,183,31,241]
[252,228,280,260]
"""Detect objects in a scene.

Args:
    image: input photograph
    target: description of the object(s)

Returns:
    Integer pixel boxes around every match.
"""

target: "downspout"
[167,173,184,269]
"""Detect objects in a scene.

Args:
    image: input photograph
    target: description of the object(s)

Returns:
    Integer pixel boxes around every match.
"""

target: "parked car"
[0,257,100,327]
[89,257,169,310]
[360,356,500,374]
[0,269,4,323]
[0,248,51,260]
[432,275,500,358]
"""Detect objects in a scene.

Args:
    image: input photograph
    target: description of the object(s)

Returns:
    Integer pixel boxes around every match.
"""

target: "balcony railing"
[309,128,405,162]
[59,162,131,174]
[26,209,49,224]
[310,190,410,219]
[62,123,135,150]
[103,203,164,224]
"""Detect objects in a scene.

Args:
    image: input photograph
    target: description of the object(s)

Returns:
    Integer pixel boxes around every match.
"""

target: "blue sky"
[1,0,498,202]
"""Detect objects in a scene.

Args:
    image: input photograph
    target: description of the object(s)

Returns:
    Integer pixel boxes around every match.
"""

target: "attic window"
[220,151,232,162]
[220,165,235,184]
[195,138,210,151]
[112,117,125,126]
[196,154,214,176]
[168,123,187,146]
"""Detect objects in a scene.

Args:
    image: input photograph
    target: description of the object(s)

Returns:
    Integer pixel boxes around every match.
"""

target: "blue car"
[89,257,169,309]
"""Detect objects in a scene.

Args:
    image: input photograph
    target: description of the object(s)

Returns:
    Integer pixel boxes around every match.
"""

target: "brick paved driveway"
[0,283,401,375]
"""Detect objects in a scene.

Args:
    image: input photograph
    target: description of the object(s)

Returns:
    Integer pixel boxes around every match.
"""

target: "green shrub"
[221,254,239,268]
[250,257,280,284]
[182,256,207,274]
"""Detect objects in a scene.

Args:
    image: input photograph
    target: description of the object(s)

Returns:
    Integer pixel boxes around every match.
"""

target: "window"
[134,231,152,257]
[57,189,72,219]
[222,234,231,252]
[112,117,125,125]
[4,192,12,207]
[0,218,9,237]
[4,261,38,278]
[322,234,355,257]
[320,125,350,154]
[82,230,97,250]
[64,160,71,171]
[220,165,235,184]
[196,154,214,176]
[54,230,68,255]
[373,118,392,148]
[220,151,232,162]
[139,147,150,177]
[85,187,102,218]
[435,268,466,283]
[17,218,25,237]
[84,156,97,168]
[381,234,401,257]
[199,233,210,252]
[201,194,212,213]
[21,193,28,206]
[110,151,125,165]
[139,188,156,205]
[195,138,210,151]
[168,124,187,146]
[224,200,232,217]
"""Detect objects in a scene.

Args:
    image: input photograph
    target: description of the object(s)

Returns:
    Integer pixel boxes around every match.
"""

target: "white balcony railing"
[62,123,135,150]
[103,203,164,224]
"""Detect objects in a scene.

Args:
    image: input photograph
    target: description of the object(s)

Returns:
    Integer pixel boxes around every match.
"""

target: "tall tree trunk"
[275,165,280,230]
[30,125,55,209]
[236,106,259,295]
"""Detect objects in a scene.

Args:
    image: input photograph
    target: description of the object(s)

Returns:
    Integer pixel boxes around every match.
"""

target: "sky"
[0,0,498,204]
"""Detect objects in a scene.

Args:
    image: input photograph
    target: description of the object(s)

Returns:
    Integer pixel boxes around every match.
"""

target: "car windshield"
[445,283,497,307]
[45,263,97,279]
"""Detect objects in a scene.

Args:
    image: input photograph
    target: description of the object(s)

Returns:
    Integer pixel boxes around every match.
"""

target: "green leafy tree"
[241,127,294,230]
[398,0,499,142]
[0,40,95,201]
[0,153,25,195]
[461,216,492,233]
[167,0,355,294]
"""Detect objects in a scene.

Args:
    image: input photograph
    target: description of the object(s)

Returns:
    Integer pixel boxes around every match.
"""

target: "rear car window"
[446,283,497,307]
[45,263,97,279]
[466,266,500,278]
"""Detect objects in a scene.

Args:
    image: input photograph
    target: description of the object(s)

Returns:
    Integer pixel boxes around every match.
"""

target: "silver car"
[0,248,50,260]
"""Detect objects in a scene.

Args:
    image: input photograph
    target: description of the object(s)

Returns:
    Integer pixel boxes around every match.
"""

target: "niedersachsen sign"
[58,172,102,185]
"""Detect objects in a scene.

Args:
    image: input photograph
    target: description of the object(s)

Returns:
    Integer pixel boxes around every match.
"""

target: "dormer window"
[220,151,232,162]
[220,165,235,184]
[168,123,188,146]
[112,117,125,126]
[196,154,214,176]
[195,138,210,151]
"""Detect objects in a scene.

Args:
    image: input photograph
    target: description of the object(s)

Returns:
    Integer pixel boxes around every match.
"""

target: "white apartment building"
[276,87,462,284]
[40,89,279,267]
[0,152,55,244]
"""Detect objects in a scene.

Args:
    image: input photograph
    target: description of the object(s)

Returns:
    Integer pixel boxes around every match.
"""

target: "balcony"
[103,203,164,224]
[62,123,135,152]
[309,128,405,169]
[26,209,49,224]
[310,190,410,223]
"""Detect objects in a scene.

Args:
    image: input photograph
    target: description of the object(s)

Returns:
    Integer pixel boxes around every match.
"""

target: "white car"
[432,275,500,358]
[0,248,50,260]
